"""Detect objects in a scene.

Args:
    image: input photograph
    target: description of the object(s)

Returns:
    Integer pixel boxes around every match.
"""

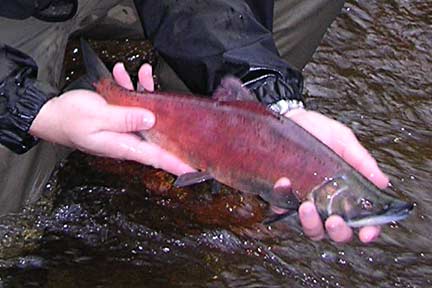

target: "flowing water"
[0,1,431,287]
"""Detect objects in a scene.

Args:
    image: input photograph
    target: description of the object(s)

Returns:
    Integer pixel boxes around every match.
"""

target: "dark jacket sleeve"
[0,44,58,154]
[0,0,78,22]
[134,0,304,107]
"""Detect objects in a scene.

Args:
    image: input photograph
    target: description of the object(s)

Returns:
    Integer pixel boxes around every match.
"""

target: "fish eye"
[359,198,373,210]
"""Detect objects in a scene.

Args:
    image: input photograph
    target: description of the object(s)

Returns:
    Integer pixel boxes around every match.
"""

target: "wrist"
[29,97,67,145]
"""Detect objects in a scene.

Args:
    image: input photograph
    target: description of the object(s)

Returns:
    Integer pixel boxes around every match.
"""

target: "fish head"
[310,174,413,228]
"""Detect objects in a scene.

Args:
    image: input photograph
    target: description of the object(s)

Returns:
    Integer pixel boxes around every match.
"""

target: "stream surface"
[0,1,431,287]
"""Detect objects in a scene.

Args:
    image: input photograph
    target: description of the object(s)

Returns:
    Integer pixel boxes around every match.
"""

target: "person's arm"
[134,0,304,112]
[0,42,193,175]
[0,0,77,22]
[29,63,193,176]
[0,0,78,152]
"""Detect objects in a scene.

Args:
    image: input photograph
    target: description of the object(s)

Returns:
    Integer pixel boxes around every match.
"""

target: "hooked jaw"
[310,174,414,228]
[345,200,414,228]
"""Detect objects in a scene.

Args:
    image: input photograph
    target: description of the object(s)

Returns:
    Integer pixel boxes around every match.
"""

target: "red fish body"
[96,78,345,204]
[81,40,412,227]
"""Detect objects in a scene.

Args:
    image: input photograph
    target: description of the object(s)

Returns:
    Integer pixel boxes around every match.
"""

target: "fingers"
[325,215,353,243]
[274,177,292,189]
[299,202,380,243]
[113,63,134,90]
[281,178,353,243]
[329,127,389,189]
[88,131,194,176]
[287,109,389,189]
[299,202,381,243]
[358,226,381,243]
[113,62,155,93]
[340,143,389,189]
[271,177,292,214]
[282,110,386,243]
[299,202,325,241]
[100,105,155,133]
[138,63,155,92]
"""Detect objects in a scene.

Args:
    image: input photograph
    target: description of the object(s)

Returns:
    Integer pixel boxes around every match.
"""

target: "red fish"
[78,40,412,227]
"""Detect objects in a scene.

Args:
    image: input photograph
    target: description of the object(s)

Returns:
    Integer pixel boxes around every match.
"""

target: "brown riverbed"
[0,1,431,287]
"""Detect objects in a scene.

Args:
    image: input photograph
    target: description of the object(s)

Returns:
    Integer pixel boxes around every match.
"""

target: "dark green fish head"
[310,173,413,228]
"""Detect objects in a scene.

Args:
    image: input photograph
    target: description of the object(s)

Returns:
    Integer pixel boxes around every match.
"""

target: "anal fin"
[264,210,298,225]
[211,180,222,195]
[174,171,214,188]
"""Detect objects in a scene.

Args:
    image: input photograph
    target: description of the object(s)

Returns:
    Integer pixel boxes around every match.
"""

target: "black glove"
[0,0,77,22]
[0,44,58,154]
[134,0,304,109]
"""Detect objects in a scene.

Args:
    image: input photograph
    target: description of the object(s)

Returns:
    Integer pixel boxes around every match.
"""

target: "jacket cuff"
[242,68,304,106]
[0,76,57,154]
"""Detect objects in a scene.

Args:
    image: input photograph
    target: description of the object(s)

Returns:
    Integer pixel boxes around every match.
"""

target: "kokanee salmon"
[78,40,413,228]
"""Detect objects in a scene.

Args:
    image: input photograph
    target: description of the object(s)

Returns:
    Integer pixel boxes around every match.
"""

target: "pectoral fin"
[271,185,300,210]
[211,180,222,195]
[260,182,300,211]
[174,171,214,188]
[262,181,300,225]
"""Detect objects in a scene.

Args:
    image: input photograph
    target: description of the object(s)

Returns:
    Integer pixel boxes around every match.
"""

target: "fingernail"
[300,203,315,218]
[143,64,152,75]
[327,221,341,232]
[303,207,314,217]
[117,62,125,71]
[142,113,155,128]
[360,227,380,243]
[363,234,376,243]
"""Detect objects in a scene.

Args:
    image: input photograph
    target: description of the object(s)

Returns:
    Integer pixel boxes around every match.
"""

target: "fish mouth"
[346,202,414,228]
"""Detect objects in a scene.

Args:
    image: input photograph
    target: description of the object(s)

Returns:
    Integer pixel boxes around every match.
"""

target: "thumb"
[101,105,155,133]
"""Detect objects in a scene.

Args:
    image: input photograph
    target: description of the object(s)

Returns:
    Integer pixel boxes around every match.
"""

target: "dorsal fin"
[212,76,279,117]
[80,38,112,84]
[66,39,113,91]
[213,76,256,102]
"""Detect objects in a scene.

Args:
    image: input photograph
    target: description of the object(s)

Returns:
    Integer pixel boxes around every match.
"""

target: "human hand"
[30,63,194,176]
[275,109,389,244]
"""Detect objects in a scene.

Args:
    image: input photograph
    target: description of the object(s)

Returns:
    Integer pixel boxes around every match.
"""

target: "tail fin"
[66,39,113,91]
